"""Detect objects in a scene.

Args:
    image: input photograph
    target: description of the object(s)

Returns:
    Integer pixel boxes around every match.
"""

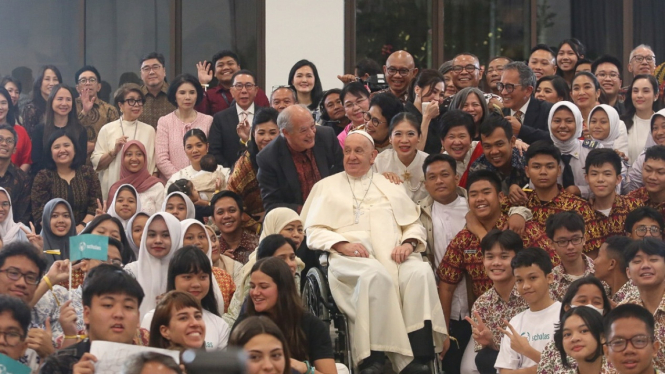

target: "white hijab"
[126,212,149,257]
[645,109,665,148]
[161,192,195,220]
[179,219,226,314]
[107,184,141,232]
[136,212,182,319]
[589,104,621,148]
[0,188,28,245]
[549,101,583,154]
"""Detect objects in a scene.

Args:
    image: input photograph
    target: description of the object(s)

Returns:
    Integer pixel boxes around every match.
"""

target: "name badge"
[464,249,478,255]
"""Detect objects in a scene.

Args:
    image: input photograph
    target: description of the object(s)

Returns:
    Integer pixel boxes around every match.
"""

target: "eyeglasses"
[363,111,387,127]
[0,202,11,209]
[0,330,24,347]
[0,267,39,285]
[343,97,367,110]
[596,72,620,80]
[78,77,97,85]
[0,136,15,145]
[141,65,163,73]
[233,83,256,90]
[496,82,523,94]
[386,67,413,76]
[121,98,145,107]
[634,225,662,237]
[553,236,584,248]
[452,64,480,74]
[632,55,656,64]
[606,335,652,352]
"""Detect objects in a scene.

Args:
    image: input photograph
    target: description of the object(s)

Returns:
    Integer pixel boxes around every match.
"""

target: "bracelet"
[303,361,311,373]
[64,335,86,340]
[43,276,54,290]
[239,138,247,146]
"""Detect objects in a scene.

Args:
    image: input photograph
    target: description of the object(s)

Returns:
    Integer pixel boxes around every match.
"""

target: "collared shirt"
[619,291,665,371]
[371,87,408,103]
[287,144,322,208]
[236,102,255,127]
[510,98,530,118]
[523,187,595,227]
[75,97,119,143]
[537,342,612,374]
[558,140,601,199]
[612,280,640,304]
[196,85,270,115]
[0,163,32,224]
[628,187,665,218]
[550,254,597,301]
[471,285,528,351]
[438,214,558,297]
[138,82,175,128]
[432,196,470,320]
[586,195,644,253]
[220,229,259,265]
[469,148,529,194]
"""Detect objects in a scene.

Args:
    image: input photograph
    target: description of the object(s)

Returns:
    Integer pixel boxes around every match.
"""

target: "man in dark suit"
[257,104,344,214]
[499,61,553,144]
[209,69,265,168]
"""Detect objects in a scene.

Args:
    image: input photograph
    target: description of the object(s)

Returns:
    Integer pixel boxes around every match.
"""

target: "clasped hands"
[333,242,413,264]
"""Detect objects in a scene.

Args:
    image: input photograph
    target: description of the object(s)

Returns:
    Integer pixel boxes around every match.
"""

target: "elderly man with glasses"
[138,52,175,129]
[499,61,553,144]
[74,65,119,159]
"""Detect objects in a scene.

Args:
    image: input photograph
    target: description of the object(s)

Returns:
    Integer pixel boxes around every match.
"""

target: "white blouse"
[140,183,166,215]
[91,119,156,200]
[373,149,429,203]
[165,165,230,200]
[627,114,652,164]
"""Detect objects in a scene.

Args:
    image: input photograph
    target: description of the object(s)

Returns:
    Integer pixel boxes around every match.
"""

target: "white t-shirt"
[495,301,561,370]
[142,308,230,351]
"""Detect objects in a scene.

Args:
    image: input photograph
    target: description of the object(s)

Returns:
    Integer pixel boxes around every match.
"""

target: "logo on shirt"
[521,332,550,341]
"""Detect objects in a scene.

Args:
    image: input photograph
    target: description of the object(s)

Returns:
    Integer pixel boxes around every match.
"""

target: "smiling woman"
[156,74,213,180]
[31,129,102,236]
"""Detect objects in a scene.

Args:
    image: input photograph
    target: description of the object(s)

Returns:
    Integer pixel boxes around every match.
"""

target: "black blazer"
[257,126,344,213]
[502,98,553,144]
[209,106,242,168]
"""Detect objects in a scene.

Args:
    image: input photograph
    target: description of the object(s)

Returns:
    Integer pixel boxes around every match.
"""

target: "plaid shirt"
[619,292,665,371]
[438,214,558,297]
[471,285,528,351]
[469,148,529,194]
[586,195,644,254]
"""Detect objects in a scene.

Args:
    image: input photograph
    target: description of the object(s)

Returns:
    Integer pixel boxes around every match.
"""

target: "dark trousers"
[441,319,472,374]
[475,346,499,374]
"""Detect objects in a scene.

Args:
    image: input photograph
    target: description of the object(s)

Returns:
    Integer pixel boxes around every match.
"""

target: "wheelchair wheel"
[302,267,332,326]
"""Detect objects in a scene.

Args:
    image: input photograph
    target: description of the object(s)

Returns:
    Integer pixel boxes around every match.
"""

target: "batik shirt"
[586,195,644,254]
[471,285,528,351]
[612,280,640,305]
[628,187,665,218]
[469,148,529,194]
[438,214,558,297]
[550,254,598,301]
[523,187,595,227]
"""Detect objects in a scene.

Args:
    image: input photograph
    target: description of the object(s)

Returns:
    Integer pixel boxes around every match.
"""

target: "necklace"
[119,115,138,140]
[346,170,374,224]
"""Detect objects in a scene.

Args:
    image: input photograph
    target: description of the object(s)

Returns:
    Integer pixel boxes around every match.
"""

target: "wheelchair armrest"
[319,252,329,267]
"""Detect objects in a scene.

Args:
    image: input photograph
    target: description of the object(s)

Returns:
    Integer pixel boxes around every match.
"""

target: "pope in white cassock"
[301,130,448,374]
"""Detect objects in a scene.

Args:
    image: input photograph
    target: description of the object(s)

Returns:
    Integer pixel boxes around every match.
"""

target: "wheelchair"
[301,253,444,374]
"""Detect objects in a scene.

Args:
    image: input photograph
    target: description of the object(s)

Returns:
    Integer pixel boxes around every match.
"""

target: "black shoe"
[399,361,430,374]
[359,361,384,374]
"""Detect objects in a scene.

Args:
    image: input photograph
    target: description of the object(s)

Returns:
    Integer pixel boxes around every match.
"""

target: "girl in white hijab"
[0,188,29,245]
[107,184,141,232]
[179,219,228,314]
[588,104,629,156]
[548,101,604,199]
[625,108,665,193]
[124,212,182,319]
[222,207,305,325]
[161,191,195,221]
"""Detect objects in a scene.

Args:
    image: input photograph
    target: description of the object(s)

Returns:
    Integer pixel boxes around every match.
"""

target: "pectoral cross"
[354,203,364,224]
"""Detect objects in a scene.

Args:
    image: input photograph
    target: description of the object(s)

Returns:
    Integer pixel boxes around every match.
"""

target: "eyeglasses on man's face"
[631,55,655,64]
[78,77,97,85]
[553,236,584,248]
[386,67,413,76]
[452,64,480,74]
[496,82,523,94]
[362,111,387,127]
[0,136,16,146]
[141,65,163,73]
[0,267,39,285]
[606,334,652,352]
[233,83,256,91]
[633,225,662,237]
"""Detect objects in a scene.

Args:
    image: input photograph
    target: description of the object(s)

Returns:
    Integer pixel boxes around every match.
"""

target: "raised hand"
[59,300,79,337]
[423,101,440,120]
[337,74,357,84]
[73,352,98,374]
[22,222,43,250]
[27,318,55,358]
[497,320,532,357]
[96,199,105,217]
[113,136,128,156]
[46,259,71,284]
[236,117,251,142]
[196,61,213,85]
[80,88,96,114]
[464,311,494,348]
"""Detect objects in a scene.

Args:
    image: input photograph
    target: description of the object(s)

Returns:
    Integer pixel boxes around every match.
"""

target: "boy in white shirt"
[495,247,561,373]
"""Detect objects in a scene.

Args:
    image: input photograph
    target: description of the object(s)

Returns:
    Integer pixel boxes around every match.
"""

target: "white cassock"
[302,171,448,372]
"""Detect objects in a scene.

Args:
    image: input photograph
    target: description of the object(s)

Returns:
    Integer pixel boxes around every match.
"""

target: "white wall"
[265,0,345,96]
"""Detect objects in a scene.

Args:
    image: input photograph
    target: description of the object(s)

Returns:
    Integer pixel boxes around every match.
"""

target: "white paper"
[90,341,180,374]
